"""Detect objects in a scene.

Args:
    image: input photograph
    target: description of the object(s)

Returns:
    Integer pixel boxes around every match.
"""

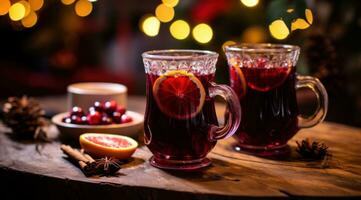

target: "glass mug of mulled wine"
[224,43,328,156]
[142,50,241,170]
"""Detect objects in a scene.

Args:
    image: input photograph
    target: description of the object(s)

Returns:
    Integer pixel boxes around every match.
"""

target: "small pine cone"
[1,96,49,140]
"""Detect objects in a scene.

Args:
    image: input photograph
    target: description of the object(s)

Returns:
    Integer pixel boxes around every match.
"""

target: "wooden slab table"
[0,96,361,199]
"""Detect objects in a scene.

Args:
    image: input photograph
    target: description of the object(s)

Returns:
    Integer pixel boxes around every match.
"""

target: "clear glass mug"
[142,50,241,170]
[224,43,328,156]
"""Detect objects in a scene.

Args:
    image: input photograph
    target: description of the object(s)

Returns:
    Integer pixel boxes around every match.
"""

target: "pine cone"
[1,96,49,140]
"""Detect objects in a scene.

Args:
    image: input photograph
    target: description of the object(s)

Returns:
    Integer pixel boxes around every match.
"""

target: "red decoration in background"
[191,0,230,23]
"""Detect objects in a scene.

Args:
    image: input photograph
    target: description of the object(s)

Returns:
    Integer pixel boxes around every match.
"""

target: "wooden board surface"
[1,96,361,199]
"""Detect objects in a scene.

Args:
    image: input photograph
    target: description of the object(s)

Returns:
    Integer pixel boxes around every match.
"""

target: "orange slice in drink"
[152,70,206,119]
[79,133,138,159]
[233,65,247,98]
[246,66,293,92]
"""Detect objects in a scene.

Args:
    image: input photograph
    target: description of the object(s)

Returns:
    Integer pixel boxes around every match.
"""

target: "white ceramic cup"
[67,82,127,110]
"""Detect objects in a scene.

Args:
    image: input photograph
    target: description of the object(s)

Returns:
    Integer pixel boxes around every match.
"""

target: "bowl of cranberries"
[52,100,143,139]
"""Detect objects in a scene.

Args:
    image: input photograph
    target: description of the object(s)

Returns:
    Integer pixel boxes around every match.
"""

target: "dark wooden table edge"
[1,165,360,200]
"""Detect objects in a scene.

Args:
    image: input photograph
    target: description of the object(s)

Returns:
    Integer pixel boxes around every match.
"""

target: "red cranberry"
[116,105,126,116]
[88,106,96,113]
[101,116,113,125]
[71,115,82,124]
[80,116,88,125]
[71,106,84,117]
[87,111,102,125]
[104,100,117,113]
[112,112,122,124]
[120,114,133,123]
[93,101,104,112]
[62,117,72,124]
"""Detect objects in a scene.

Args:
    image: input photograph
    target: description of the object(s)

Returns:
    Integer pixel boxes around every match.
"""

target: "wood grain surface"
[0,96,360,199]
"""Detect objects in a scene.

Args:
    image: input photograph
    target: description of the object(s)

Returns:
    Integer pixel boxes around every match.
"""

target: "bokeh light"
[155,3,174,23]
[21,10,37,28]
[269,19,289,40]
[61,0,76,5]
[240,0,259,7]
[9,2,26,21]
[192,23,213,44]
[287,8,294,13]
[29,0,44,11]
[0,0,11,16]
[291,18,310,31]
[19,1,31,17]
[241,26,267,43]
[305,9,313,24]
[142,16,160,37]
[162,0,179,8]
[169,20,190,40]
[75,0,93,17]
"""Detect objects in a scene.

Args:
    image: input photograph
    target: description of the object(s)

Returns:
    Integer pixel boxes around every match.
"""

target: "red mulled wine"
[230,65,299,150]
[225,43,328,156]
[143,49,241,170]
[144,73,218,165]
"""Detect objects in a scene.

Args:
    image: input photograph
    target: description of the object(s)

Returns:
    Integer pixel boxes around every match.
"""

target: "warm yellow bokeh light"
[21,10,37,28]
[192,23,213,44]
[240,0,259,7]
[19,1,31,17]
[75,0,93,17]
[305,9,313,24]
[169,20,190,40]
[142,16,160,37]
[162,0,179,8]
[241,26,267,43]
[29,0,44,11]
[287,8,294,13]
[155,4,174,23]
[291,18,310,31]
[61,0,76,5]
[0,0,11,16]
[269,19,289,40]
[9,3,26,21]
[222,40,236,51]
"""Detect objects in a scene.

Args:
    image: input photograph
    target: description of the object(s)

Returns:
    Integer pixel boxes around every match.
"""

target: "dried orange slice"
[79,133,138,159]
[152,70,206,119]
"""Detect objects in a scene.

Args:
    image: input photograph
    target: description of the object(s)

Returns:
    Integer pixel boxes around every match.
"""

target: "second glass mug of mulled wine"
[142,50,241,170]
[224,43,328,156]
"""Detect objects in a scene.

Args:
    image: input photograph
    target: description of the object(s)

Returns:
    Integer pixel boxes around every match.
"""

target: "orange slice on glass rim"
[79,133,138,159]
[152,70,206,119]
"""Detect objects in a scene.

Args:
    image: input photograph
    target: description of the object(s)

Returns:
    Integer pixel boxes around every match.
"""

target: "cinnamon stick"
[83,154,95,163]
[60,144,92,164]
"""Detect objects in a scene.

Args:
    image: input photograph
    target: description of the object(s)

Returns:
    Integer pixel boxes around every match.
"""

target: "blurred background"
[0,0,360,127]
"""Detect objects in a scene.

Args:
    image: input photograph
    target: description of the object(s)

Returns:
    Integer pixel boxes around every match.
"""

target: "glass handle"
[296,75,328,128]
[208,82,241,141]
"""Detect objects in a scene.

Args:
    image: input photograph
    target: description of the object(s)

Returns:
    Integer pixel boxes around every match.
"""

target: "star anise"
[84,157,122,176]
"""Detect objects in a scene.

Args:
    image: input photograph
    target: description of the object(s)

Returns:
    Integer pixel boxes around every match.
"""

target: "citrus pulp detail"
[152,70,206,119]
[79,133,138,159]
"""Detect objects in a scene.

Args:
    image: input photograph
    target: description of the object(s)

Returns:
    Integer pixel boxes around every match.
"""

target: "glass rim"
[224,43,300,53]
[142,49,218,60]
